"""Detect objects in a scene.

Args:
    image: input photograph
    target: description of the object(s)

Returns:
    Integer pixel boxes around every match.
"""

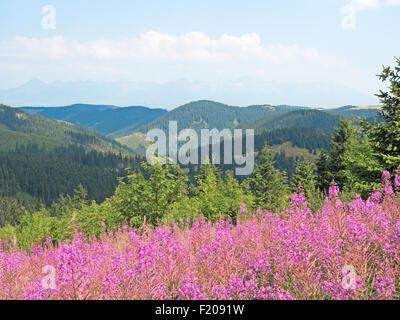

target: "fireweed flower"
[382,170,391,181]
[370,190,382,202]
[381,171,394,195]
[395,174,400,193]
[240,203,248,215]
[0,170,400,300]
[290,191,307,207]
[385,184,394,196]
[328,181,340,199]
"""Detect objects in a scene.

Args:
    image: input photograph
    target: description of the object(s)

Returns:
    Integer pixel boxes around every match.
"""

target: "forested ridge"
[0,144,144,206]
[0,104,131,154]
[0,104,144,206]
[136,100,304,134]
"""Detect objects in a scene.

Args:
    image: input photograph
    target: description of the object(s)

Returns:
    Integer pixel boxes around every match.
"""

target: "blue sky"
[0,0,399,106]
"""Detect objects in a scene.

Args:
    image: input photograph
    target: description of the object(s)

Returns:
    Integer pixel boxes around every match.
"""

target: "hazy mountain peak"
[19,77,46,88]
[0,79,377,109]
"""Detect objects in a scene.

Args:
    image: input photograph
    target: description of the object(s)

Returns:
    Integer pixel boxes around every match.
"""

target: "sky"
[0,0,399,106]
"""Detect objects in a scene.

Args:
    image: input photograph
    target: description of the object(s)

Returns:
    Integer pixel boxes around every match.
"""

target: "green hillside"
[20,104,167,137]
[18,101,379,144]
[0,104,131,154]
[136,100,304,133]
[238,109,341,135]
[0,104,147,204]
[117,104,338,157]
[324,105,381,120]
[254,127,332,153]
[0,128,67,152]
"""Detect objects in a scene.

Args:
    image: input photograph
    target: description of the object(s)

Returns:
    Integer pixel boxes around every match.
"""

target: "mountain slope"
[323,105,381,120]
[136,100,304,133]
[238,109,341,135]
[20,104,167,137]
[254,127,332,153]
[0,104,131,154]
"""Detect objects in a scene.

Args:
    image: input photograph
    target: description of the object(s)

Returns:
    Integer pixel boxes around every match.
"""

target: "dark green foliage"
[189,165,252,221]
[292,158,316,195]
[0,127,67,152]
[250,145,290,212]
[238,109,341,135]
[340,135,383,198]
[0,198,33,228]
[137,100,302,134]
[254,127,332,154]
[110,162,188,226]
[360,57,400,172]
[316,119,382,198]
[0,144,144,205]
[315,150,330,191]
[292,158,324,212]
[327,118,359,187]
[272,151,299,180]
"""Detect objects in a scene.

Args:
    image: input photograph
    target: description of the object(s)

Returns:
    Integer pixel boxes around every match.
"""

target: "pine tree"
[319,117,382,198]
[192,163,223,220]
[292,157,325,212]
[250,145,289,212]
[73,184,89,209]
[292,157,316,197]
[341,134,383,198]
[361,57,400,172]
[315,149,330,192]
[328,118,358,188]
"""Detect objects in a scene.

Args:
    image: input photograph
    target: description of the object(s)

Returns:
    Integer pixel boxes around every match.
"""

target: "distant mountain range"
[0,78,378,108]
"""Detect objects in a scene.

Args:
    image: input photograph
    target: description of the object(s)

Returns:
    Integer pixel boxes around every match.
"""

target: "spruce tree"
[315,149,330,192]
[292,157,325,212]
[250,145,289,212]
[361,57,400,172]
[328,118,358,188]
[292,157,316,197]
[191,164,246,221]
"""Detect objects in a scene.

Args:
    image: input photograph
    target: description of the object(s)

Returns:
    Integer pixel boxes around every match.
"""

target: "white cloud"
[0,31,344,68]
[349,0,400,10]
[386,0,400,5]
[0,31,359,92]
[352,0,381,10]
